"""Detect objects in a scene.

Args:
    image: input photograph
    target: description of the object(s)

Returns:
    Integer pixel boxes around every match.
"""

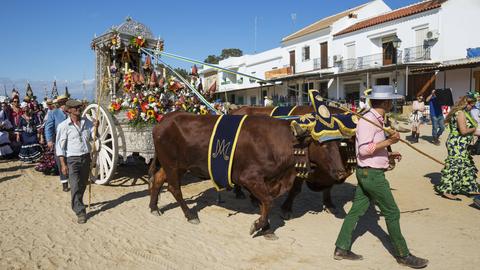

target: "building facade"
[200,0,480,106]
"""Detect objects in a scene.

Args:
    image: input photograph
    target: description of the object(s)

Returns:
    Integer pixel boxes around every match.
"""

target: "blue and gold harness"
[292,90,358,142]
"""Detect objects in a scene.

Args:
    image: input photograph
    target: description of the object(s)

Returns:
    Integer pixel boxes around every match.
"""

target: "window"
[250,96,257,105]
[344,83,360,102]
[237,96,244,105]
[376,77,390,85]
[249,72,256,83]
[302,46,310,61]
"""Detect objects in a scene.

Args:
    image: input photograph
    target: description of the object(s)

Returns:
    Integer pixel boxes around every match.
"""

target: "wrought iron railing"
[313,57,332,70]
[338,51,403,72]
[404,45,431,63]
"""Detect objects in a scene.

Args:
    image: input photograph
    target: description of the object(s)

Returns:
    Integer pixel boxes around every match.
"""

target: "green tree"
[219,48,243,60]
[203,48,243,64]
[204,55,220,64]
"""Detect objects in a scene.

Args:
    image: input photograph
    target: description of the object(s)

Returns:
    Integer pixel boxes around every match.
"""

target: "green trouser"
[335,167,410,257]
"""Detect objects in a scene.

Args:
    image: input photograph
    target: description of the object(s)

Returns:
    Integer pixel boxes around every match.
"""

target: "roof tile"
[334,0,446,37]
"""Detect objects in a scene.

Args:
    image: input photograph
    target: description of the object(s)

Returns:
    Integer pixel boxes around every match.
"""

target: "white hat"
[363,85,403,100]
[20,101,29,109]
[0,96,8,103]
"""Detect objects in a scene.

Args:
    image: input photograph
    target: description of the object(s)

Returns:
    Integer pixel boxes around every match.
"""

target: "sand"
[1,124,479,270]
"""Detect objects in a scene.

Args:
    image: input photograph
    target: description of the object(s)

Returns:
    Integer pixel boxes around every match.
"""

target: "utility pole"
[254,16,257,53]
[291,13,297,30]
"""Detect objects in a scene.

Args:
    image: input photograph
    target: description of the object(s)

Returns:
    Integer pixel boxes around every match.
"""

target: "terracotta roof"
[334,0,446,37]
[282,2,370,43]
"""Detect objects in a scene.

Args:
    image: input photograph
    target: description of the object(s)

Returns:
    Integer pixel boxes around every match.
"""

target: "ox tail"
[148,153,160,186]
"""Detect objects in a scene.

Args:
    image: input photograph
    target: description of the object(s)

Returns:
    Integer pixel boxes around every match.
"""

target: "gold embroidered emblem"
[352,115,359,124]
[318,105,331,118]
[212,139,231,161]
[315,95,324,102]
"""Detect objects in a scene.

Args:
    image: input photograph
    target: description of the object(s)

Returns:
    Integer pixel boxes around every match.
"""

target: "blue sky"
[0,0,418,99]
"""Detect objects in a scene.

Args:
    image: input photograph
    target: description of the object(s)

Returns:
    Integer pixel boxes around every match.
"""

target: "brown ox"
[148,112,346,237]
[230,105,353,218]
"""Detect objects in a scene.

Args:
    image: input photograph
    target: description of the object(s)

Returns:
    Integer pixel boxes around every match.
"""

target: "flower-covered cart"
[86,17,217,184]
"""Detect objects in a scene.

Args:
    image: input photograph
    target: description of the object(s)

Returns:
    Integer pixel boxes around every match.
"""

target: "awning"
[410,57,480,73]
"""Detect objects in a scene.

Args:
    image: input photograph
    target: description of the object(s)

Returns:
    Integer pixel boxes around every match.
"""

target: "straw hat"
[362,85,403,100]
[54,95,68,103]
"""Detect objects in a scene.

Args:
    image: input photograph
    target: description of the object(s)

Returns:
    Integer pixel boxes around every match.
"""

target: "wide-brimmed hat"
[54,95,68,103]
[46,99,53,105]
[65,99,83,109]
[363,85,403,100]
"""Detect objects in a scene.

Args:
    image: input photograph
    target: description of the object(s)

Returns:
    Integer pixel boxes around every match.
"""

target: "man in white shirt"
[56,100,98,224]
[264,96,273,107]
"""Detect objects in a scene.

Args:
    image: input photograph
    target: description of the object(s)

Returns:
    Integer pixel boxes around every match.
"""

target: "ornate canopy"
[115,17,154,39]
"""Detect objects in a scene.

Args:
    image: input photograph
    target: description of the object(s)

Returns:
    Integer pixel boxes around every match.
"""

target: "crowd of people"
[0,91,84,189]
[406,90,480,202]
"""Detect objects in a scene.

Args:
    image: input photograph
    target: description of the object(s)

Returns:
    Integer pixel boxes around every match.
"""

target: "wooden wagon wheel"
[82,104,119,185]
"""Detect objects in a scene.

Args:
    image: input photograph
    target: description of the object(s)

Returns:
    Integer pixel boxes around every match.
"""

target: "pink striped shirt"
[356,109,389,169]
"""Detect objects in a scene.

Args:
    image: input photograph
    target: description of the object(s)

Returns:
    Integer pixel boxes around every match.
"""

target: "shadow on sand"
[0,174,22,184]
[423,172,442,186]
[155,180,358,235]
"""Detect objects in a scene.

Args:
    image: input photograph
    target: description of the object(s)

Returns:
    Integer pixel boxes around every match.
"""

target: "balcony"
[404,45,431,63]
[337,51,403,72]
[313,57,332,70]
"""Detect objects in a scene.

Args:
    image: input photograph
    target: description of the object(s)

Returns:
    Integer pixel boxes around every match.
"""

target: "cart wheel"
[83,104,118,185]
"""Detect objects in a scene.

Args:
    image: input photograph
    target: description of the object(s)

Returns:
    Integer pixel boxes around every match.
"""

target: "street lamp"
[392,36,402,94]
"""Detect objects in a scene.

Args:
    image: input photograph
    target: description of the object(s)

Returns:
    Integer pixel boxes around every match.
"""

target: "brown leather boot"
[396,254,429,269]
[333,247,363,260]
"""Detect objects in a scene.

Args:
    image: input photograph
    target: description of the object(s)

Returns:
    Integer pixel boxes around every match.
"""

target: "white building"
[200,0,480,105]
[330,0,480,102]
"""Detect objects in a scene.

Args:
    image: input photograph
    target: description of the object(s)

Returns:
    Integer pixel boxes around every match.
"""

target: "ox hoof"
[263,233,279,241]
[280,210,292,220]
[188,218,200,225]
[150,209,163,216]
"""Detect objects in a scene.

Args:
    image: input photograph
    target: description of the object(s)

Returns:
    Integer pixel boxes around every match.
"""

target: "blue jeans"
[431,114,445,139]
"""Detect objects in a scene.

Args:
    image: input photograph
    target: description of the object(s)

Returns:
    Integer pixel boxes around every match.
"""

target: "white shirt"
[56,117,94,157]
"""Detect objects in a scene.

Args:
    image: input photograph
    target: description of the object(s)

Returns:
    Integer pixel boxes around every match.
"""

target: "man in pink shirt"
[334,86,428,269]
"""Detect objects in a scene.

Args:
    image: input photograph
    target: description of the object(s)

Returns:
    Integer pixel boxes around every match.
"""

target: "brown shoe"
[333,247,363,260]
[396,254,428,269]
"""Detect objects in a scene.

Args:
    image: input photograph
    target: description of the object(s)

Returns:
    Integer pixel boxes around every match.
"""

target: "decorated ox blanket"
[208,115,248,190]
[270,106,297,117]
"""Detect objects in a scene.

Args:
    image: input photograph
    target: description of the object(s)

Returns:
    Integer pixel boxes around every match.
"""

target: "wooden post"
[405,66,409,97]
